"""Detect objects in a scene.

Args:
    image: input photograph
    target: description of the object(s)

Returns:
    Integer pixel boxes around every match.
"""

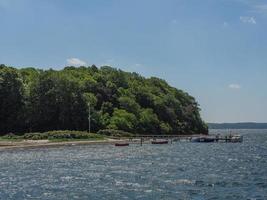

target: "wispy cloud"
[222,22,229,28]
[229,84,241,90]
[240,16,256,24]
[100,58,115,66]
[235,0,267,15]
[66,58,87,66]
[134,63,142,67]
[253,4,267,14]
[171,19,177,24]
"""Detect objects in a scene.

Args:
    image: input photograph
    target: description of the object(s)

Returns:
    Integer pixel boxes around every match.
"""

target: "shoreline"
[0,134,210,151]
[0,139,129,151]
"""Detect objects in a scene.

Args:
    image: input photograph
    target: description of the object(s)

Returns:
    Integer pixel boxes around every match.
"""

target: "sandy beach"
[0,139,131,151]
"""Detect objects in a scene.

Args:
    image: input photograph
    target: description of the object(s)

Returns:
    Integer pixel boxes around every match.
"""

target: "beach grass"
[0,131,105,142]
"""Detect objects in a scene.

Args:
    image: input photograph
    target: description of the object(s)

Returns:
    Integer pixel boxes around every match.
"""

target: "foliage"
[0,66,25,133]
[108,109,137,132]
[0,64,208,135]
[137,108,160,134]
[97,129,134,137]
[22,130,104,140]
[1,133,22,140]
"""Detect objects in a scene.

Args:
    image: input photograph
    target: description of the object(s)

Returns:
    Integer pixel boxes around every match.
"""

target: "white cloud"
[234,1,267,16]
[100,58,115,66]
[170,19,177,24]
[240,16,256,24]
[254,4,267,14]
[223,22,229,27]
[66,58,87,66]
[229,84,241,90]
[106,58,114,63]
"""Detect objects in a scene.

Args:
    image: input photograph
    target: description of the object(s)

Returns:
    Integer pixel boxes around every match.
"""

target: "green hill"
[0,64,208,135]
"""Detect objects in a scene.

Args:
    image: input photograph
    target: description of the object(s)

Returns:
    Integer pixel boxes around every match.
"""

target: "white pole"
[88,102,91,133]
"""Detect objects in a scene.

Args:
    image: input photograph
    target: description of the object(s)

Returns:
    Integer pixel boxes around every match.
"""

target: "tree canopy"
[0,64,208,135]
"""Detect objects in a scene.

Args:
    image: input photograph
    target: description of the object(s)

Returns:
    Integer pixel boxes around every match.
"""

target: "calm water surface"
[0,129,267,200]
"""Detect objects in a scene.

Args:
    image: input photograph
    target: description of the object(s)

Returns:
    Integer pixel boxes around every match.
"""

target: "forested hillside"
[0,64,208,135]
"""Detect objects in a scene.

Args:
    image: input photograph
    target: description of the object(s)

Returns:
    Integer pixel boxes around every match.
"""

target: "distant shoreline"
[208,123,267,129]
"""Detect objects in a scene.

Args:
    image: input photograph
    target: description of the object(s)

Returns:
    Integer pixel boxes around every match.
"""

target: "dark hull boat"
[151,140,168,144]
[191,137,215,143]
[115,143,129,147]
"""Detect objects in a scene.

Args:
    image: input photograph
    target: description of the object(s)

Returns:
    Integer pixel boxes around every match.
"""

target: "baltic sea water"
[0,129,266,199]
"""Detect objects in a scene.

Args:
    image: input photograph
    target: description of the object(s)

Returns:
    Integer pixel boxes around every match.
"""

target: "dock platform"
[127,134,243,143]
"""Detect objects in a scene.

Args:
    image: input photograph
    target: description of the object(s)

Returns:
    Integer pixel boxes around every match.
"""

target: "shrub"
[22,130,104,140]
[97,129,134,137]
[1,133,22,139]
[23,132,48,140]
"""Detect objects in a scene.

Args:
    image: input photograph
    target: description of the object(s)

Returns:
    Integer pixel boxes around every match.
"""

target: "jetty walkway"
[125,134,243,143]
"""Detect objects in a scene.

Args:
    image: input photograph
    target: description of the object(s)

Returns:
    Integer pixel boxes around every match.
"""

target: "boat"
[114,143,129,147]
[151,140,168,144]
[230,135,243,143]
[191,137,215,143]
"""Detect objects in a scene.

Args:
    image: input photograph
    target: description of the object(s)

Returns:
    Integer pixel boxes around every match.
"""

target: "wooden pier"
[126,134,243,144]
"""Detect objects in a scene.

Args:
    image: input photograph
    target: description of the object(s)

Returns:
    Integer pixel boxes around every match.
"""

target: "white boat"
[230,135,243,143]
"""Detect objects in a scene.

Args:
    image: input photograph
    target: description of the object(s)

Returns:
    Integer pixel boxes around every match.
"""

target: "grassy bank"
[0,129,135,142]
[0,130,104,142]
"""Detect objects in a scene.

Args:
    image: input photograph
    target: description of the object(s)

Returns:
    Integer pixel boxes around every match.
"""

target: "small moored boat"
[151,140,168,144]
[115,143,129,147]
[230,135,243,143]
[191,137,215,143]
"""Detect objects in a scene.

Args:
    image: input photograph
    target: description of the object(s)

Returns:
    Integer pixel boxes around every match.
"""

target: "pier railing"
[131,134,205,139]
[125,134,243,143]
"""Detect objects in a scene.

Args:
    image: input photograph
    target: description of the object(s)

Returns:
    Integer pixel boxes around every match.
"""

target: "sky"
[0,0,267,123]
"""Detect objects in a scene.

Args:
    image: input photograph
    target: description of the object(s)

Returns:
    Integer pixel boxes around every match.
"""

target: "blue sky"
[0,0,267,123]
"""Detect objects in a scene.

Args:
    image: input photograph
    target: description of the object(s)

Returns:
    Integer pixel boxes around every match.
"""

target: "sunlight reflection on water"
[0,129,267,199]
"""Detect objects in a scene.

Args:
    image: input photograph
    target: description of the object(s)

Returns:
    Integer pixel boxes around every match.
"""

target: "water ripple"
[0,130,267,199]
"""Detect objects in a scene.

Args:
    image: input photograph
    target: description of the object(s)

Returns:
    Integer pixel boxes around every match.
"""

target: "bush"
[1,133,22,140]
[97,129,134,137]
[22,130,104,140]
[23,132,48,140]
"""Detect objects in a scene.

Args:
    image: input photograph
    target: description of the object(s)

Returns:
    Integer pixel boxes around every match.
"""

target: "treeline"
[0,64,208,135]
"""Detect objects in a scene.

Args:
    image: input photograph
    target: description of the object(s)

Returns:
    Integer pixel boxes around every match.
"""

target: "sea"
[0,129,266,200]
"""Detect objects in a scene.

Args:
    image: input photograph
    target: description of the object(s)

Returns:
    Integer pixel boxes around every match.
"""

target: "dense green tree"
[137,109,159,134]
[118,96,140,115]
[0,66,25,134]
[108,109,137,132]
[0,64,208,135]
[28,71,88,132]
[159,122,173,135]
